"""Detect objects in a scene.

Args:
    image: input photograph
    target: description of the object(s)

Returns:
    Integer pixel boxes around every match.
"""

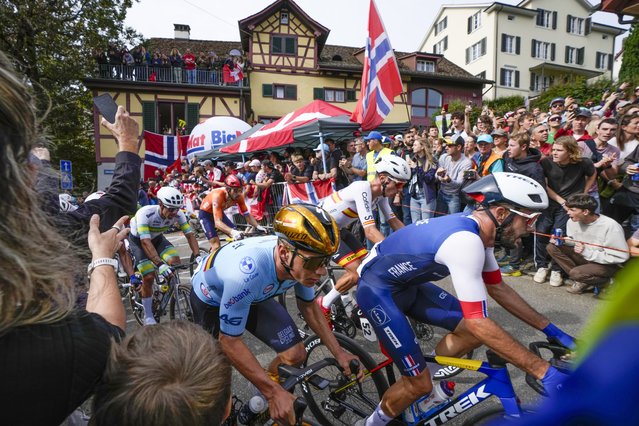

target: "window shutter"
[551,43,556,61]
[516,36,521,54]
[263,84,273,97]
[595,52,601,68]
[468,16,472,33]
[346,89,356,102]
[313,88,324,99]
[565,46,570,63]
[566,14,572,32]
[142,101,156,132]
[444,17,447,28]
[186,103,199,134]
[285,85,297,99]
[500,68,506,86]
[577,47,585,65]
[501,33,506,52]
[552,11,557,29]
[531,39,536,57]
[530,72,536,91]
[481,38,486,56]
[608,54,613,71]
[466,47,471,64]
[433,44,436,53]
[272,36,281,54]
[435,25,439,36]
[515,71,520,88]
[285,37,296,55]
[536,9,543,26]
[585,18,592,35]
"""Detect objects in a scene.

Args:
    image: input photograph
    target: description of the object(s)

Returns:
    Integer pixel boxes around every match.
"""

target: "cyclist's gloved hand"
[230,229,245,240]
[195,255,203,265]
[541,365,569,397]
[542,323,577,351]
[158,263,174,279]
[130,273,142,290]
[256,225,268,234]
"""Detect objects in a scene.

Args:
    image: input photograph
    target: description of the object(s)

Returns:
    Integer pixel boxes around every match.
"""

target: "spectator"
[346,137,367,182]
[183,48,197,84]
[122,48,134,80]
[253,159,284,212]
[469,134,504,178]
[608,112,639,160]
[504,111,516,133]
[364,131,394,182]
[286,153,313,184]
[138,181,149,207]
[547,113,562,143]
[197,51,208,83]
[518,113,537,134]
[312,142,332,179]
[408,137,437,222]
[547,194,628,294]
[627,227,639,256]
[491,128,509,156]
[530,123,553,157]
[556,107,593,144]
[169,48,182,83]
[605,141,639,227]
[91,321,232,426]
[548,97,565,116]
[443,111,468,141]
[464,134,478,159]
[534,136,597,287]
[202,159,223,188]
[435,136,471,216]
[432,137,445,161]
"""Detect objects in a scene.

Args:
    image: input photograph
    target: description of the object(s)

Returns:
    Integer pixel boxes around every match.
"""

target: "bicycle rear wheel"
[170,284,194,322]
[302,333,388,426]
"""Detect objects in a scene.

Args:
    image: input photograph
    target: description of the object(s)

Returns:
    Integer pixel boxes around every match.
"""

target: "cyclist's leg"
[198,209,221,252]
[129,236,159,323]
[245,298,306,375]
[189,285,221,336]
[356,280,434,419]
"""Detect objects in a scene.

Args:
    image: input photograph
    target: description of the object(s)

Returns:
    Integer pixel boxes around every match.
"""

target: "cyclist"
[318,155,410,316]
[355,173,575,426]
[190,204,362,425]
[198,174,266,252]
[129,186,201,325]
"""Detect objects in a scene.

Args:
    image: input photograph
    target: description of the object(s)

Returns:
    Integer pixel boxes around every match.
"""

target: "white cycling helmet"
[85,191,106,202]
[157,186,184,208]
[463,173,548,210]
[374,155,411,182]
[59,194,78,212]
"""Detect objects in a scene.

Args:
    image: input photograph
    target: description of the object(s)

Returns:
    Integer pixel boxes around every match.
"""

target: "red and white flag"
[350,0,403,131]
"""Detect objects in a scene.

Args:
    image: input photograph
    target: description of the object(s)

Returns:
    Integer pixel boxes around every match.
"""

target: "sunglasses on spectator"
[551,104,563,108]
[549,116,561,122]
[509,208,541,227]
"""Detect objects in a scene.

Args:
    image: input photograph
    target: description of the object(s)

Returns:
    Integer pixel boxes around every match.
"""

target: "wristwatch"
[87,258,118,278]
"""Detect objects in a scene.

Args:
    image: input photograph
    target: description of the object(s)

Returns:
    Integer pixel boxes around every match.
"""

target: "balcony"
[90,64,249,88]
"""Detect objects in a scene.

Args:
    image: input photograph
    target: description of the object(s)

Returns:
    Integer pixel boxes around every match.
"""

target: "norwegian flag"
[283,179,335,206]
[350,0,403,131]
[143,131,189,180]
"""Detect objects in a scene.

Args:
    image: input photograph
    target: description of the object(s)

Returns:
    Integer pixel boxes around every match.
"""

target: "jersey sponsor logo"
[277,325,296,345]
[439,291,448,300]
[363,214,374,222]
[368,305,390,326]
[263,284,274,294]
[383,326,402,348]
[239,256,256,274]
[200,283,211,299]
[414,219,430,226]
[219,314,242,326]
[422,385,491,425]
[223,289,251,309]
[387,261,417,278]
[361,191,371,212]
[146,212,155,218]
[243,272,259,283]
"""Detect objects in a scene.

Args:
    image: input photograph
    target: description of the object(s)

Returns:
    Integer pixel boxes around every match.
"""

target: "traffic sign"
[61,172,73,190]
[60,160,72,173]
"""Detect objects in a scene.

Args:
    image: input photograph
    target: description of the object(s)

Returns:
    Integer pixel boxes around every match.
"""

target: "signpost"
[60,160,73,190]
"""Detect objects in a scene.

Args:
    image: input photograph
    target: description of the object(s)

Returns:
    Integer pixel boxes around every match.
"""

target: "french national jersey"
[320,180,395,229]
[130,205,192,239]
[358,214,502,319]
[191,236,315,336]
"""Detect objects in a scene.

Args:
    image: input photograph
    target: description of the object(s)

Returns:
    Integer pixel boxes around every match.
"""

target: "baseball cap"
[224,160,236,168]
[395,134,404,142]
[549,97,565,107]
[313,143,330,152]
[382,136,392,145]
[249,159,261,167]
[202,160,213,166]
[504,111,515,120]
[261,159,274,168]
[477,134,494,144]
[491,128,508,138]
[445,136,465,146]
[364,130,383,141]
[617,100,631,109]
[575,107,592,119]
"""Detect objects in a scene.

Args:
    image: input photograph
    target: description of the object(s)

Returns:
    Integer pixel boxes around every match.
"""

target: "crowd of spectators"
[92,42,249,85]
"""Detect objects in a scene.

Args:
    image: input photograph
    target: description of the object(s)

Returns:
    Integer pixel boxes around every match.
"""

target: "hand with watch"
[87,214,130,279]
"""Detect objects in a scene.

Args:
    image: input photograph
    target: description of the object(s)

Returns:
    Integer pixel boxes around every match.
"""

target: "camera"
[464,170,476,180]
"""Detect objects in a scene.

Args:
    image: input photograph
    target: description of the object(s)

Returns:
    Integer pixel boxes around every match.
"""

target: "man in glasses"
[190,204,361,425]
[354,174,575,426]
[548,97,565,116]
[129,186,202,325]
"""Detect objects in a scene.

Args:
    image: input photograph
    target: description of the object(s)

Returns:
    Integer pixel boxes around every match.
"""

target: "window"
[565,46,584,65]
[596,52,612,70]
[435,16,447,35]
[536,9,557,29]
[530,73,553,92]
[157,102,187,135]
[465,38,487,64]
[410,88,443,120]
[476,71,486,79]
[433,36,448,54]
[313,88,356,102]
[271,35,296,55]
[416,60,435,72]
[499,68,520,88]
[567,15,591,35]
[467,11,481,33]
[501,34,521,54]
[280,12,289,24]
[263,84,297,100]
[324,89,345,103]
[531,40,555,61]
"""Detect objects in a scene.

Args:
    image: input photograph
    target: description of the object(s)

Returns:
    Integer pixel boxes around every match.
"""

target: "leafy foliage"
[0,0,141,192]
[619,23,639,83]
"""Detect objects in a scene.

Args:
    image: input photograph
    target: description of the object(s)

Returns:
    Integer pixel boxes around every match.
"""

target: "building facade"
[420,0,625,100]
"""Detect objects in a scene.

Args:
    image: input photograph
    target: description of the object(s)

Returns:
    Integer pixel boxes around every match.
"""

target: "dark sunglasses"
[294,250,331,270]
[549,117,561,122]
[165,207,180,212]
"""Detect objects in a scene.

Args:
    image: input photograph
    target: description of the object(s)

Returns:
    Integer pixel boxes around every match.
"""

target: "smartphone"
[93,93,118,124]
[443,103,449,111]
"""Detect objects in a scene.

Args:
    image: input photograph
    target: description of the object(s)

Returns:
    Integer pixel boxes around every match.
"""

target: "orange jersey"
[199,188,248,220]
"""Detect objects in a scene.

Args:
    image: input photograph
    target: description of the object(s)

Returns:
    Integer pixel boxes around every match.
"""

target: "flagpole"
[318,132,328,174]
[401,91,410,125]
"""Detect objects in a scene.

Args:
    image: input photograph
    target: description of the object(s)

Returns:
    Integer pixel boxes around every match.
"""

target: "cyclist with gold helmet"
[190,204,362,425]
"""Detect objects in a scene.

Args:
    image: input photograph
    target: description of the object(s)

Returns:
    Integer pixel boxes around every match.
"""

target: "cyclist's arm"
[141,239,163,266]
[349,181,385,243]
[185,232,200,259]
[210,192,235,236]
[378,197,404,231]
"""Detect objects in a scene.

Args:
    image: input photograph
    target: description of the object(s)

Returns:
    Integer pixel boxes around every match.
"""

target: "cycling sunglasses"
[509,208,541,227]
[294,250,332,270]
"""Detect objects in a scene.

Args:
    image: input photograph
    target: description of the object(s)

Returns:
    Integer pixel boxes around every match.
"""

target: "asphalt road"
[126,232,602,425]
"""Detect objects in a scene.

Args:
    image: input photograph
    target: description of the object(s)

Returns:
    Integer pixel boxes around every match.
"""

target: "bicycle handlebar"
[525,339,573,396]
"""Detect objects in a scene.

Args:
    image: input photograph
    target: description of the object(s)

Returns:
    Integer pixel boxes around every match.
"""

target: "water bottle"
[553,228,563,246]
[238,394,268,425]
[632,163,639,182]
[403,380,455,423]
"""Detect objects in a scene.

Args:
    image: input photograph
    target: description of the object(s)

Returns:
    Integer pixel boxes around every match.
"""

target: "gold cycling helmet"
[273,204,340,256]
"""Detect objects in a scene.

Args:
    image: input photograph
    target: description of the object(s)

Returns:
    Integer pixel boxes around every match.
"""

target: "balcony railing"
[92,64,248,87]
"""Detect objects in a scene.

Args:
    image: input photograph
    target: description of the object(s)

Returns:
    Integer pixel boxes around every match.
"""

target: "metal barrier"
[94,64,248,87]
[232,182,287,230]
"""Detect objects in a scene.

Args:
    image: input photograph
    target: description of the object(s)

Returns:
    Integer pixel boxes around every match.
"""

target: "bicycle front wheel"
[128,289,145,326]
[169,284,194,322]
[302,333,388,426]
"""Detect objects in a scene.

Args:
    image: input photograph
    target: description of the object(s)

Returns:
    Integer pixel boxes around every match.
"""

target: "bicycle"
[300,332,570,426]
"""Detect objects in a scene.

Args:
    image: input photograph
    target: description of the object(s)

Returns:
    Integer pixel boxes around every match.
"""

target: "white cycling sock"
[364,403,393,426]
[142,297,154,319]
[322,288,341,308]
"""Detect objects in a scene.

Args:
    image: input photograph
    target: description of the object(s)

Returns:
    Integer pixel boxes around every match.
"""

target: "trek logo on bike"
[220,314,242,326]
[422,384,491,425]
[239,256,256,274]
[368,305,390,326]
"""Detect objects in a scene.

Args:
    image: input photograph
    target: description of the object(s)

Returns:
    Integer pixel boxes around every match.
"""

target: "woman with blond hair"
[408,138,438,222]
[0,53,131,425]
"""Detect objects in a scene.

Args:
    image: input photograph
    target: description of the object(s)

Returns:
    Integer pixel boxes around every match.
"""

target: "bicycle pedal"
[308,374,330,390]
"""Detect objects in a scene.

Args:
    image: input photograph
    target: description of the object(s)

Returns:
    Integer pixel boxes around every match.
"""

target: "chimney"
[174,24,191,40]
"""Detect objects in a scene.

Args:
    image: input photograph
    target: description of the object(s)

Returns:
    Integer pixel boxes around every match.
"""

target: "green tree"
[619,23,639,83]
[0,1,140,192]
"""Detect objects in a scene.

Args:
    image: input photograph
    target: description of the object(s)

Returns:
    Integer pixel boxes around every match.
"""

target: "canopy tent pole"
[318,131,328,174]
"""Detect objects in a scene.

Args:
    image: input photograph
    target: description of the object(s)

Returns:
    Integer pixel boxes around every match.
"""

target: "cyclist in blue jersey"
[190,204,362,425]
[355,173,575,426]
